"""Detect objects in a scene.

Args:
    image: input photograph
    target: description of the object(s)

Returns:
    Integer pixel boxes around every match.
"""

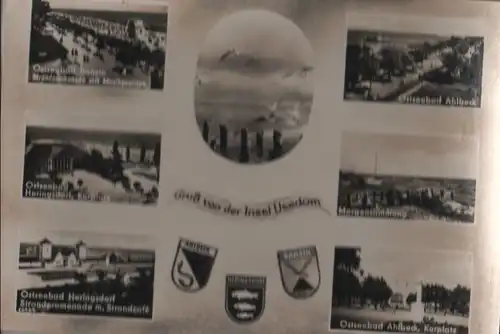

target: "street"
[346,37,483,102]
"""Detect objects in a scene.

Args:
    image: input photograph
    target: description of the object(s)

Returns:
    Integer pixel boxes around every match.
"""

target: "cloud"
[197,10,314,73]
[196,68,313,104]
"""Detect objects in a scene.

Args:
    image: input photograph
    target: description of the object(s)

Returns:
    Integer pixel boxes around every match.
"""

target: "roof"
[52,245,77,257]
[26,142,88,164]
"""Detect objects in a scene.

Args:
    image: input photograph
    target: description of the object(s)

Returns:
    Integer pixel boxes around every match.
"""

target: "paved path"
[368,42,481,100]
[46,22,149,82]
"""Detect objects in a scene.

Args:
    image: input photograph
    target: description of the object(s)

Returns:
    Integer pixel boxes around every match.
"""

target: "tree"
[97,270,105,281]
[75,273,87,285]
[334,247,361,272]
[86,149,106,175]
[256,131,264,158]
[360,47,380,87]
[112,140,120,157]
[450,284,470,315]
[333,269,362,307]
[361,193,368,209]
[362,275,393,310]
[269,130,283,160]
[126,20,137,40]
[96,37,105,51]
[332,247,363,308]
[133,181,143,194]
[406,292,417,310]
[380,48,397,75]
[153,142,161,182]
[422,42,432,58]
[442,53,463,78]
[202,121,210,143]
[111,140,123,180]
[345,44,363,91]
[31,0,51,31]
[140,144,146,163]
[25,133,32,147]
[219,125,228,155]
[422,282,470,315]
[239,128,249,163]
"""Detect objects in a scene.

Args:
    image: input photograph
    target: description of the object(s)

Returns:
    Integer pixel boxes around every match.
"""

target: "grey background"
[1,0,499,334]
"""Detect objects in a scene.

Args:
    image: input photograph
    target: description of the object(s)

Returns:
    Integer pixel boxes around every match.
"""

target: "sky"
[28,126,161,149]
[347,30,451,46]
[197,9,313,67]
[84,143,155,158]
[45,0,161,12]
[340,132,479,179]
[195,9,314,112]
[21,230,155,249]
[355,248,472,294]
[46,0,122,10]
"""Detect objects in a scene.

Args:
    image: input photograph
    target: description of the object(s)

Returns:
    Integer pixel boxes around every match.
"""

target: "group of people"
[55,11,166,52]
[42,10,166,88]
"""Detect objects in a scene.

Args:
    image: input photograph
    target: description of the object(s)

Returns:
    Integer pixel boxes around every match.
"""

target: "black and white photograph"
[23,126,161,205]
[337,132,477,223]
[28,0,167,89]
[194,10,314,164]
[330,247,472,333]
[344,29,484,107]
[16,231,156,319]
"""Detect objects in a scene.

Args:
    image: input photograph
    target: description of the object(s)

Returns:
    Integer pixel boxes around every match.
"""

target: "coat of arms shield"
[277,245,320,299]
[171,238,218,292]
[225,274,266,324]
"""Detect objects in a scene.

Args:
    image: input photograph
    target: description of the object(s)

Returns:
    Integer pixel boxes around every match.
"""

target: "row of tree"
[333,269,394,310]
[421,283,470,316]
[107,139,161,182]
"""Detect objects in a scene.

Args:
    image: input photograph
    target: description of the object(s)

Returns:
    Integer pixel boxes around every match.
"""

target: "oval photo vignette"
[194,10,315,165]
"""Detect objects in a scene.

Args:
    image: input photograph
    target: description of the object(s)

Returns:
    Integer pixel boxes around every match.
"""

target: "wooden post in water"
[256,130,264,159]
[202,120,209,143]
[219,124,228,156]
[239,128,249,163]
[269,129,283,160]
